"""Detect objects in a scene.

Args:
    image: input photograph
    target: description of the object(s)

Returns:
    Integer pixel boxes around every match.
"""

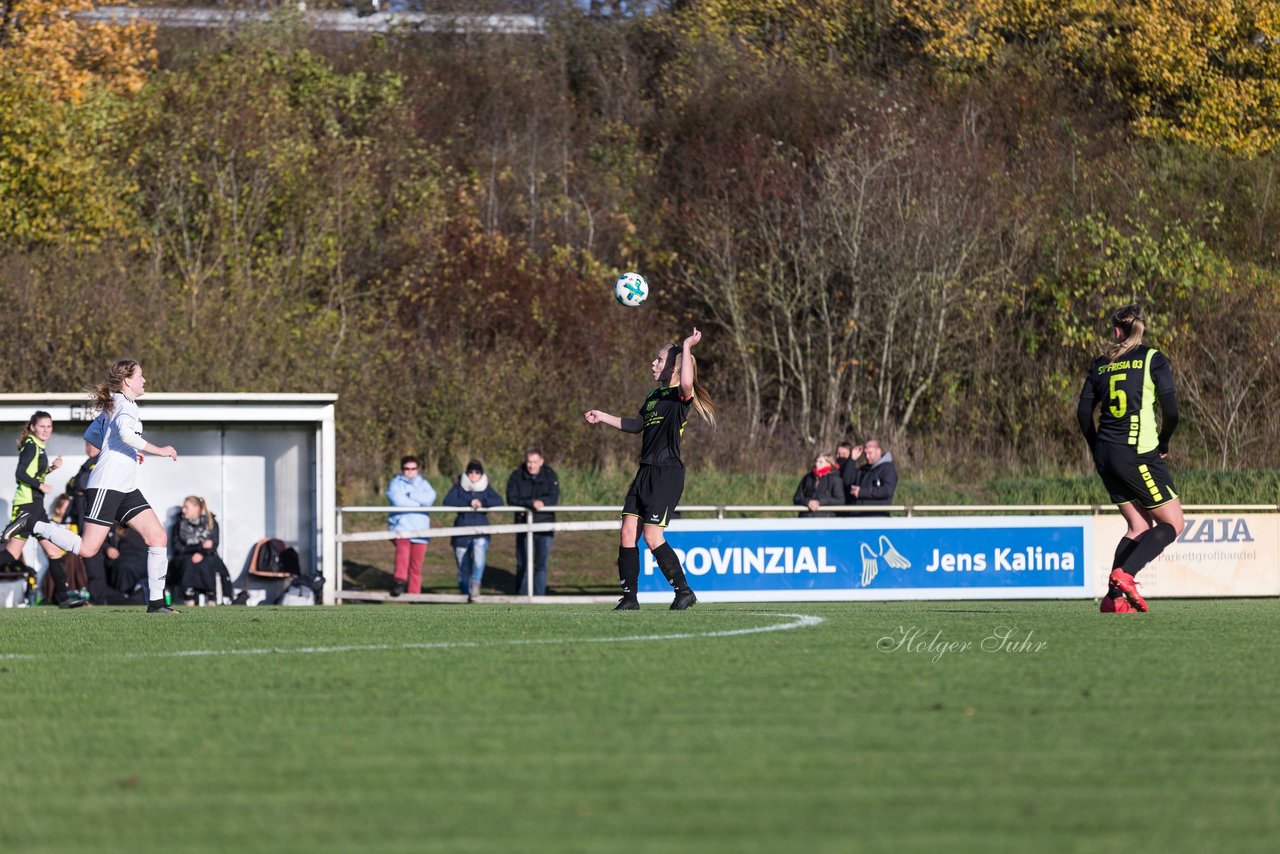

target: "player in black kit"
[585,327,716,610]
[1077,304,1185,613]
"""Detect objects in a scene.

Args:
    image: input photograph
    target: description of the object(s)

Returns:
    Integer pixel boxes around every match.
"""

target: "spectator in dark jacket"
[794,453,846,518]
[848,437,898,513]
[834,441,859,504]
[170,495,235,604]
[442,460,503,602]
[506,448,559,596]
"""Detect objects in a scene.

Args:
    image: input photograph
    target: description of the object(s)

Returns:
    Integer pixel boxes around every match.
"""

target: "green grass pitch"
[2,600,1278,852]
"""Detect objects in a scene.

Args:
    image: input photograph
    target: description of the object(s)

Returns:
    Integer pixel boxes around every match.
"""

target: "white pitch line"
[0,612,823,661]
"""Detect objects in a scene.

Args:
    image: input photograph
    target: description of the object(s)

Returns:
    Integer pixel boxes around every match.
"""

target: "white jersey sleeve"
[86,394,146,493]
[114,404,148,451]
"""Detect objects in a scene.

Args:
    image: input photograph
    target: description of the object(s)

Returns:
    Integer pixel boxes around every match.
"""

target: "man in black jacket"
[848,437,898,514]
[835,441,859,504]
[506,448,560,595]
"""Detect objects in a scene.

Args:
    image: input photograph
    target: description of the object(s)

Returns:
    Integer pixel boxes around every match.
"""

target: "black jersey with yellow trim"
[637,385,693,467]
[1079,344,1175,453]
[13,435,49,507]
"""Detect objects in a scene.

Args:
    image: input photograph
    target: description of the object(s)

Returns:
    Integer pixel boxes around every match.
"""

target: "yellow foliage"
[603,2,1280,151]
[0,72,136,244]
[671,0,867,65]
[892,0,1280,154]
[0,0,156,102]
[895,1,1109,65]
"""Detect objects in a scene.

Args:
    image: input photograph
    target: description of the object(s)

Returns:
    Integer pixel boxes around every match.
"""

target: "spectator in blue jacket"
[386,455,437,597]
[506,448,560,596]
[442,460,503,603]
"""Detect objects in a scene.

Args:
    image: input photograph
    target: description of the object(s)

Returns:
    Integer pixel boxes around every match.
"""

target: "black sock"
[46,558,70,604]
[1112,536,1140,569]
[1107,537,1140,597]
[1121,523,1177,576]
[652,542,690,593]
[617,546,639,598]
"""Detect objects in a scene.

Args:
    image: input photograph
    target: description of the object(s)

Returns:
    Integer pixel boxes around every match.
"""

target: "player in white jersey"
[3,359,180,613]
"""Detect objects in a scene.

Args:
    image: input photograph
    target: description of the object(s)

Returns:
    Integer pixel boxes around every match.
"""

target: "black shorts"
[9,500,49,541]
[622,464,685,527]
[1094,442,1179,510]
[84,488,151,527]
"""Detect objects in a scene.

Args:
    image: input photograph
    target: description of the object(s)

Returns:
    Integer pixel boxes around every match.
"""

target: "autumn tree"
[679,93,1003,450]
[0,1,155,244]
[0,0,155,100]
[892,0,1280,155]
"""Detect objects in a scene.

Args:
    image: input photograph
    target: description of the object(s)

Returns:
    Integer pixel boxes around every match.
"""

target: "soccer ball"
[614,272,649,308]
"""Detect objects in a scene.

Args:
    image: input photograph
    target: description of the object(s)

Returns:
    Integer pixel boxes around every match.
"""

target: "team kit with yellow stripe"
[1078,344,1178,509]
[622,385,692,527]
[9,434,53,536]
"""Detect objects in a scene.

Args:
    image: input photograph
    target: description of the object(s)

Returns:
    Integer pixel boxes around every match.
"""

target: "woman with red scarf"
[793,453,846,518]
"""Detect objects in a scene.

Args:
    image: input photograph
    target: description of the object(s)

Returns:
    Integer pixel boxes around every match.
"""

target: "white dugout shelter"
[0,394,337,605]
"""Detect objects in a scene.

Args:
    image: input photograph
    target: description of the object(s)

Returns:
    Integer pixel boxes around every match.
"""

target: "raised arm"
[680,327,702,399]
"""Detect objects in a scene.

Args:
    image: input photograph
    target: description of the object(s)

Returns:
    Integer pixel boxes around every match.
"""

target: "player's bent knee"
[1156,511,1185,538]
[1153,522,1177,546]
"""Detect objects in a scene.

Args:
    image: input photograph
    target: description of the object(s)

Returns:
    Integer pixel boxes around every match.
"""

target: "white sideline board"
[636,516,1095,603]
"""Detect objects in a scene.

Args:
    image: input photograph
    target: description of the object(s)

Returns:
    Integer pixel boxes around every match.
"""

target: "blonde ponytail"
[1106,304,1145,361]
[674,350,717,427]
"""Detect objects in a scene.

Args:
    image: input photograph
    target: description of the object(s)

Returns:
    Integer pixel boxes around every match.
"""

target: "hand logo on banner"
[859,543,879,587]
[879,535,910,569]
[859,536,913,587]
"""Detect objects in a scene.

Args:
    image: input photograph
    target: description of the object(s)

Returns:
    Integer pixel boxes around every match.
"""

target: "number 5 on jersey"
[1108,373,1127,417]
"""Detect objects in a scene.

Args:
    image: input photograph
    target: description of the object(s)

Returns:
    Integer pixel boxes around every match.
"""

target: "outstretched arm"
[139,438,179,461]
[585,410,642,433]
[680,327,702,399]
[117,410,178,461]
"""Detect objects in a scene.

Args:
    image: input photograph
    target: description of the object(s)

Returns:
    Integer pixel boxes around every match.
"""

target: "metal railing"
[337,502,1279,600]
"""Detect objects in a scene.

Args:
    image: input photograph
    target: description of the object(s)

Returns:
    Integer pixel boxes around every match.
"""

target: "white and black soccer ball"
[613,272,649,308]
